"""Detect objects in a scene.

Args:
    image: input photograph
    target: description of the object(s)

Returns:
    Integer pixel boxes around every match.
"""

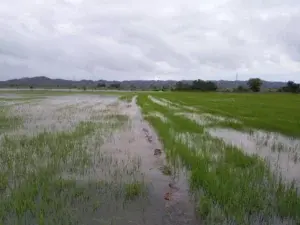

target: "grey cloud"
[0,0,300,81]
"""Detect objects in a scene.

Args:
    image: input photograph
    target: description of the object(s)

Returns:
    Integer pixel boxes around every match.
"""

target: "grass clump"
[124,181,145,200]
[160,165,172,176]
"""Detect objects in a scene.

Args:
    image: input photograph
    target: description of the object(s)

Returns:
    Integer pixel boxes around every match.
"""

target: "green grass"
[137,94,300,224]
[148,92,300,137]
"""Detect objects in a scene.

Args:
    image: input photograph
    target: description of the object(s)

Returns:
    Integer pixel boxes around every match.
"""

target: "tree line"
[174,80,217,91]
[20,77,299,93]
[236,78,300,93]
[173,78,300,93]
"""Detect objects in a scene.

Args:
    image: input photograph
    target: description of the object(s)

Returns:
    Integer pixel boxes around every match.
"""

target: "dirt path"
[93,97,199,225]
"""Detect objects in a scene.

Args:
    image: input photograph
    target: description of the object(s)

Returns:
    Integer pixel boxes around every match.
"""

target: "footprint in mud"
[154,148,162,156]
[169,182,180,191]
[142,128,149,133]
[164,183,180,201]
[164,192,172,201]
[128,137,135,143]
[142,127,153,143]
[147,136,153,143]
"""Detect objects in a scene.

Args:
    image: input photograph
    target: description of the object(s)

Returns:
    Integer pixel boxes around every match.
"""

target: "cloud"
[0,0,300,81]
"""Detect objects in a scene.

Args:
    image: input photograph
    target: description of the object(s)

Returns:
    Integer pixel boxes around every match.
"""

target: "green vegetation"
[0,94,149,224]
[124,182,145,200]
[2,90,300,224]
[150,92,300,137]
[0,118,126,221]
[174,79,217,91]
[118,93,136,102]
[0,106,22,131]
[279,81,300,93]
[247,78,263,92]
[138,94,300,224]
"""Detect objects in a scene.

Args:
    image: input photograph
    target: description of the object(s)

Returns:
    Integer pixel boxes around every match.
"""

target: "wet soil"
[87,97,199,225]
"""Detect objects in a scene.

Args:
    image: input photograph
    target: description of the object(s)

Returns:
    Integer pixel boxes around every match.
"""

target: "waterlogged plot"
[147,111,169,123]
[0,93,199,225]
[208,128,300,185]
[148,95,180,110]
[137,94,300,225]
[175,112,241,127]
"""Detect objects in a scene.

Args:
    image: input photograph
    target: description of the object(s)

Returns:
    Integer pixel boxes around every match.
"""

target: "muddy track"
[93,97,199,225]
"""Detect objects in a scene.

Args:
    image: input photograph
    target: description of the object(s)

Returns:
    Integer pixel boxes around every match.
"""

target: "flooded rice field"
[208,128,300,186]
[2,92,300,224]
[139,94,300,224]
[0,93,198,225]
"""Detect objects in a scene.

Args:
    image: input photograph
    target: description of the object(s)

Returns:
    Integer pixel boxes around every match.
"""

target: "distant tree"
[247,78,262,92]
[286,81,300,93]
[191,79,206,90]
[29,85,33,90]
[162,85,168,91]
[174,80,217,91]
[234,85,249,92]
[205,81,218,91]
[109,82,121,89]
[97,82,106,88]
[83,86,87,91]
[175,81,190,91]
[279,81,300,93]
[130,84,136,91]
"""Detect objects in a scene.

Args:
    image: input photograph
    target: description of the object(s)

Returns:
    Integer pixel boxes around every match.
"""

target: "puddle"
[207,128,300,185]
[148,96,179,110]
[177,112,241,126]
[10,95,118,135]
[176,112,214,126]
[0,101,20,106]
[147,111,169,123]
[0,93,25,99]
[202,113,241,124]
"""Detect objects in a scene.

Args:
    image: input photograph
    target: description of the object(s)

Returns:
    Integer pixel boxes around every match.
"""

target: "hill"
[0,76,286,90]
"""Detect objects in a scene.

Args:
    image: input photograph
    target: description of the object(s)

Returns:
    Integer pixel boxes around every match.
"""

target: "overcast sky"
[0,0,300,81]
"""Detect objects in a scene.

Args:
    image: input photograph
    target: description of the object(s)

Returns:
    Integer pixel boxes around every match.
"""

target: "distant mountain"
[0,76,287,90]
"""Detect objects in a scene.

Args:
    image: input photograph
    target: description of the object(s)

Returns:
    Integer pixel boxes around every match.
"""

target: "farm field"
[138,92,300,225]
[1,90,300,225]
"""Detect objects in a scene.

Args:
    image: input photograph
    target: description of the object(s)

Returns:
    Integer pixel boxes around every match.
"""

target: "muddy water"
[85,97,198,225]
[208,128,300,185]
[11,95,117,135]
